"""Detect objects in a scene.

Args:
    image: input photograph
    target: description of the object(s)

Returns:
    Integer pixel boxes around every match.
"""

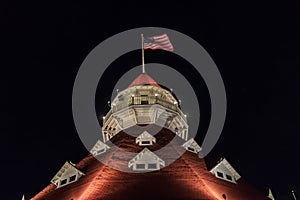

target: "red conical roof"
[128,73,160,88]
[31,125,270,200]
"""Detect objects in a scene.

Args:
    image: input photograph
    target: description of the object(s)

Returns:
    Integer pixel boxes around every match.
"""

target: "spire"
[267,188,275,200]
[292,190,297,200]
[141,34,145,73]
[128,73,160,88]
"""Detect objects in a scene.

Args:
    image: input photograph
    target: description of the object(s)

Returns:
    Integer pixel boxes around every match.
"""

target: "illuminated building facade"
[29,73,270,200]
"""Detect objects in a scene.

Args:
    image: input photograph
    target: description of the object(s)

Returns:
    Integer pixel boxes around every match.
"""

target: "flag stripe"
[144,46,173,50]
[144,42,172,47]
[153,34,167,39]
[144,43,173,49]
[144,34,174,51]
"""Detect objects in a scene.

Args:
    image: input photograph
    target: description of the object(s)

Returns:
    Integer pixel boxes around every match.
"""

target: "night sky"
[2,1,299,199]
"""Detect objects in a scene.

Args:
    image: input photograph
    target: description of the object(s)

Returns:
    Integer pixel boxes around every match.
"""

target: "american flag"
[144,34,174,51]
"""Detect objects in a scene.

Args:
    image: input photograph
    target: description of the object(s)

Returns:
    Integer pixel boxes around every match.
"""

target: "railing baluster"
[105,95,186,124]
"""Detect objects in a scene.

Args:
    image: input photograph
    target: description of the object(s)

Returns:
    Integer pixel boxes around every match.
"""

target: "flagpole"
[292,190,297,200]
[141,33,145,73]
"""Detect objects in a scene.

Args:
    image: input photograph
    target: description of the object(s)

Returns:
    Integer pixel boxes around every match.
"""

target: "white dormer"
[128,148,165,171]
[135,131,156,146]
[209,158,241,184]
[90,140,110,156]
[182,138,202,153]
[51,161,85,188]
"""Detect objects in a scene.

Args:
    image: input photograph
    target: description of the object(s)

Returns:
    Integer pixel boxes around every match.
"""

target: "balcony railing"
[119,96,178,112]
[103,96,187,125]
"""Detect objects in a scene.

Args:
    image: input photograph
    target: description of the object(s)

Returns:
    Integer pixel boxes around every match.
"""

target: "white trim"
[51,161,85,188]
[182,138,202,153]
[128,148,165,171]
[90,140,110,156]
[103,85,189,142]
[209,158,241,184]
[136,131,156,146]
[103,105,188,142]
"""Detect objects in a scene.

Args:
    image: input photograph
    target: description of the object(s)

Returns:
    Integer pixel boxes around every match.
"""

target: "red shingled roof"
[31,126,269,200]
[128,73,160,88]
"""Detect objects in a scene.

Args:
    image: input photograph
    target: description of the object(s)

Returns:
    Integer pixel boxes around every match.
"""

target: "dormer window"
[209,158,241,184]
[128,148,165,171]
[51,161,85,188]
[90,140,110,156]
[136,131,156,146]
[118,95,124,101]
[182,138,202,154]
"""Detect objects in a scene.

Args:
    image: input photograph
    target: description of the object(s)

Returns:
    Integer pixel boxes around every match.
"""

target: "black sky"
[1,1,300,199]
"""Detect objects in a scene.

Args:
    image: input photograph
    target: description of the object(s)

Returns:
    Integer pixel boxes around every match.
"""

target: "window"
[188,147,195,152]
[226,174,233,181]
[60,179,67,186]
[182,138,202,154]
[141,100,148,105]
[118,95,124,101]
[141,95,148,105]
[141,141,150,145]
[69,175,76,182]
[209,158,240,184]
[222,194,227,199]
[96,149,105,154]
[217,171,224,178]
[136,164,145,169]
[148,163,157,169]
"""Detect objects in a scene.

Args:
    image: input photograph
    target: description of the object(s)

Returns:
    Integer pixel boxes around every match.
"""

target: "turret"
[102,73,188,142]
